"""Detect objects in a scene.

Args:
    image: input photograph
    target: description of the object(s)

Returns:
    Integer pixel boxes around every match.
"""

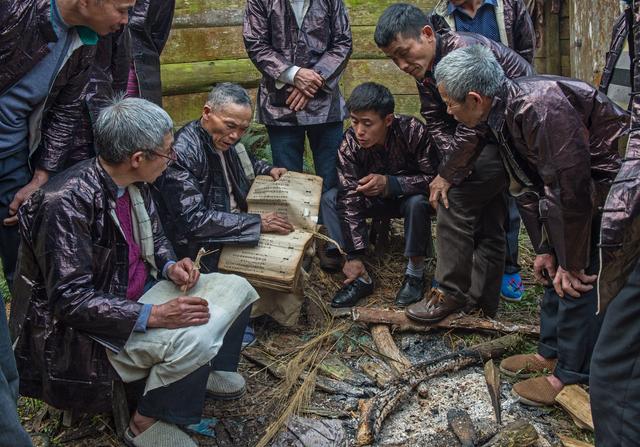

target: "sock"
[406,259,425,278]
[357,271,372,284]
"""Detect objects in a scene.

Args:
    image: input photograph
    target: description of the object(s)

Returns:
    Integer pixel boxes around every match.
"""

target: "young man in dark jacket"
[434,44,627,406]
[433,0,536,302]
[375,4,533,322]
[11,98,256,446]
[321,82,437,308]
[242,0,352,199]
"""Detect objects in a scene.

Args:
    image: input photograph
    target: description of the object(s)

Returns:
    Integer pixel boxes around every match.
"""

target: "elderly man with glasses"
[10,97,257,447]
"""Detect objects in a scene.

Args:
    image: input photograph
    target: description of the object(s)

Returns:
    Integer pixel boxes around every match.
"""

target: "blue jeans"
[0,298,32,446]
[504,194,521,274]
[266,122,343,193]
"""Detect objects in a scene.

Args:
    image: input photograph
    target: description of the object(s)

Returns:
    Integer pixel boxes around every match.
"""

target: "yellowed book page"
[246,171,322,231]
[218,229,314,284]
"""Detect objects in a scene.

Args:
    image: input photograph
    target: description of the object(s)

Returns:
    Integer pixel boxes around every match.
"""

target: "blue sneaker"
[241,324,256,350]
[501,273,525,302]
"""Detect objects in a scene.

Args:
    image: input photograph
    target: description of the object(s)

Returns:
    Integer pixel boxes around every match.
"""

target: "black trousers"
[537,217,602,385]
[134,305,251,425]
[0,151,31,287]
[435,144,507,317]
[590,259,640,446]
[321,187,433,258]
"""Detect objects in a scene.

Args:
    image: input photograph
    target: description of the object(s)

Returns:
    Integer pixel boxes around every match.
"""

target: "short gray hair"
[206,83,252,112]
[94,96,173,164]
[434,45,506,103]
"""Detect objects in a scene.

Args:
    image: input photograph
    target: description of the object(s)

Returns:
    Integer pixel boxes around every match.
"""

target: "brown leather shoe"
[512,376,561,406]
[405,288,465,323]
[500,354,557,379]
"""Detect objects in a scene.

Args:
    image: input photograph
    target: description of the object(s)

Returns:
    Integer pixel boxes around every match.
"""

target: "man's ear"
[130,151,145,168]
[202,104,212,121]
[467,91,484,107]
[384,113,394,127]
[421,25,435,41]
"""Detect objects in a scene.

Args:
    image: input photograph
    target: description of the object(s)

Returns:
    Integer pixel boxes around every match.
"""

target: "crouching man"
[10,98,255,447]
[322,82,437,308]
[434,45,627,406]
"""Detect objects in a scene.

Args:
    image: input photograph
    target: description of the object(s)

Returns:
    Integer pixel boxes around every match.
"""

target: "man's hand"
[428,175,451,210]
[260,211,294,234]
[167,257,200,291]
[533,253,557,286]
[342,259,367,285]
[3,168,49,226]
[286,87,310,111]
[293,68,324,97]
[269,167,288,180]
[147,296,210,329]
[355,174,387,197]
[553,266,597,298]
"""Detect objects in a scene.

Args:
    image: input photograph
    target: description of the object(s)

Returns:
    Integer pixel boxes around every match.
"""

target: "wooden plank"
[161,25,387,64]
[172,0,438,28]
[555,385,594,432]
[544,0,561,75]
[484,360,502,425]
[342,59,417,95]
[569,0,621,83]
[558,435,594,447]
[161,58,260,95]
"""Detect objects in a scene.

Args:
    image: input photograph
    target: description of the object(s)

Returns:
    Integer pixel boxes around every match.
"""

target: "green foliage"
[0,260,9,303]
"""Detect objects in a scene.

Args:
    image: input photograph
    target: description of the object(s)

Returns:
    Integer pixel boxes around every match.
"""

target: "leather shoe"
[331,279,374,308]
[395,275,425,307]
[405,288,464,323]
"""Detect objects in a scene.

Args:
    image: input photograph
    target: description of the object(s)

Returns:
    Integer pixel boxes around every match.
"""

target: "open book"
[218,171,323,292]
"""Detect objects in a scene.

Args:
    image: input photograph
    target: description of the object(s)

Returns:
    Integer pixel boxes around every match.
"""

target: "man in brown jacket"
[433,0,536,303]
[434,44,626,406]
[242,0,352,199]
[320,82,437,308]
[375,4,533,322]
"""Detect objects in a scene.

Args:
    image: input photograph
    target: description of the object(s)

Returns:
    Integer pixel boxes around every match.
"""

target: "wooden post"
[544,0,561,74]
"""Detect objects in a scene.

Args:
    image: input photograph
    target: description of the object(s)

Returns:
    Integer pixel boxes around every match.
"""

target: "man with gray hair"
[154,83,293,274]
[433,44,627,406]
[10,97,255,446]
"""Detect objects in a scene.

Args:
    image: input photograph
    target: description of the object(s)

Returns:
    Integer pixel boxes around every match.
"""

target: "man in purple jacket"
[434,44,626,406]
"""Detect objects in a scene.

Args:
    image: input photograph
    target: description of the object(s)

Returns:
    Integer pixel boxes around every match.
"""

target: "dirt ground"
[16,222,595,446]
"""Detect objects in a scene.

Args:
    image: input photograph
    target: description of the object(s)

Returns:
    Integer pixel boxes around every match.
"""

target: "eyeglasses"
[151,145,176,166]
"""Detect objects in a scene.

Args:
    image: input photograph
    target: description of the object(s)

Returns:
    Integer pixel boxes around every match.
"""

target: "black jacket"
[153,120,272,271]
[11,158,175,412]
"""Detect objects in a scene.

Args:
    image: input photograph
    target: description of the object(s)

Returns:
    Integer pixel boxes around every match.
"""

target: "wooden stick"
[479,420,538,447]
[484,360,502,424]
[370,324,412,375]
[557,434,594,447]
[351,307,540,336]
[356,333,522,446]
[555,385,594,431]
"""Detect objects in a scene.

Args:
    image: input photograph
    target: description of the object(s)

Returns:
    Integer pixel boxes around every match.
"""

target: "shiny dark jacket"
[599,7,632,109]
[599,1,640,310]
[10,158,175,412]
[487,76,627,272]
[243,0,352,126]
[336,115,438,254]
[0,0,97,172]
[418,29,534,185]
[433,0,536,63]
[85,0,175,121]
[153,120,272,271]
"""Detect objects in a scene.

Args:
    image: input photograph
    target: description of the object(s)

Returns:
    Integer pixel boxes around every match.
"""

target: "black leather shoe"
[331,279,374,308]
[395,275,425,307]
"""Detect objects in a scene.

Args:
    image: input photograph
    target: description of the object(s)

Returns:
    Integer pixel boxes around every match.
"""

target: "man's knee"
[403,194,429,216]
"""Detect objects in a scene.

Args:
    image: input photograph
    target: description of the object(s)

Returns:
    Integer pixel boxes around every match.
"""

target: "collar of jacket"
[94,157,130,205]
[486,80,511,133]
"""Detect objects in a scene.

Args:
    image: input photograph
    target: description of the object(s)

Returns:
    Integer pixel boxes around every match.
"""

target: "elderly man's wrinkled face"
[349,110,393,149]
[201,102,252,151]
[438,83,486,128]
[82,0,134,36]
[380,26,437,81]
